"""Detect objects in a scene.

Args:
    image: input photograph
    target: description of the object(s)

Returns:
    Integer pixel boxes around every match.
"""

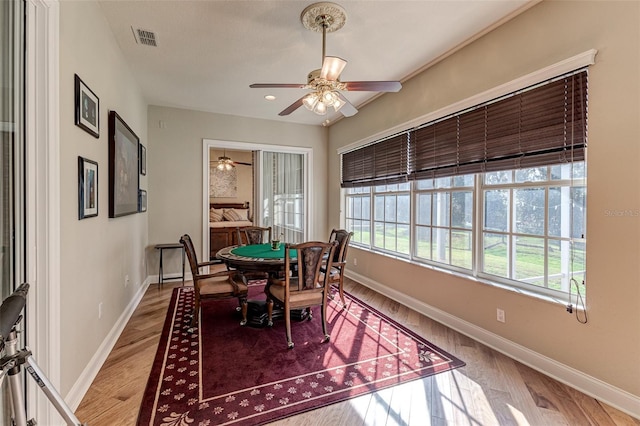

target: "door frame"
[25,0,60,422]
[202,139,312,260]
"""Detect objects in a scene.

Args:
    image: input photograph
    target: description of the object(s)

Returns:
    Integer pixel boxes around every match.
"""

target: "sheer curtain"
[261,152,305,243]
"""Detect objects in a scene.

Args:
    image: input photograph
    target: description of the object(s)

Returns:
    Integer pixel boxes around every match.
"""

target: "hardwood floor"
[75,278,640,425]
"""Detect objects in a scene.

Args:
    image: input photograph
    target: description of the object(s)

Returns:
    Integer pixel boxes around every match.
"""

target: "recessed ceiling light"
[264,95,276,101]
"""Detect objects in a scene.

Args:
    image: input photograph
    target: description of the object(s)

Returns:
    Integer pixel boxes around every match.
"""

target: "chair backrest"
[285,241,338,292]
[180,234,200,277]
[237,226,272,245]
[329,229,353,264]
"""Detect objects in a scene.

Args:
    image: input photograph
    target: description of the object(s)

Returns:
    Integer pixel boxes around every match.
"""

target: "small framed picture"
[74,74,100,138]
[78,156,98,219]
[139,144,147,175]
[138,189,147,212]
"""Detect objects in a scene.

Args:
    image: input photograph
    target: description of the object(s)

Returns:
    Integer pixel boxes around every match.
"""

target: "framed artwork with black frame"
[108,110,140,217]
[78,156,98,219]
[74,74,100,138]
[138,189,147,212]
[139,143,147,175]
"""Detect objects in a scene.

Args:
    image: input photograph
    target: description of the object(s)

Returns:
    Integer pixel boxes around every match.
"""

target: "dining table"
[216,243,296,275]
[216,243,305,327]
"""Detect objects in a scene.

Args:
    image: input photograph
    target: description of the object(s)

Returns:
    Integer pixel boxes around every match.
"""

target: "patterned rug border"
[138,285,465,425]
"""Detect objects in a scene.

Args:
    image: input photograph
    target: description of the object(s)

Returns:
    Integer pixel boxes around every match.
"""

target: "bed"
[209,202,253,260]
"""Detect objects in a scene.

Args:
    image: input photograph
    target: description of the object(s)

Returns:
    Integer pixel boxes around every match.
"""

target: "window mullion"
[473,174,483,277]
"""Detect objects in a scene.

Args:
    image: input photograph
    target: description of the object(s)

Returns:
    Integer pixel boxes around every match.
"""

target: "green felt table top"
[230,243,296,259]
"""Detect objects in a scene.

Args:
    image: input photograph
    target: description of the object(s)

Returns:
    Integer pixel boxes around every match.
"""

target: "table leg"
[158,248,163,287]
[181,247,185,286]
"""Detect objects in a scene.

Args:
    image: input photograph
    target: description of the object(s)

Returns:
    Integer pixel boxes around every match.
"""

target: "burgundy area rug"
[137,283,465,425]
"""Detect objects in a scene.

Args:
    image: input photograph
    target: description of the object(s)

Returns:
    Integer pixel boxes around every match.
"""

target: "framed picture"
[74,74,100,138]
[108,111,140,217]
[138,189,147,212]
[78,156,98,219]
[139,144,147,175]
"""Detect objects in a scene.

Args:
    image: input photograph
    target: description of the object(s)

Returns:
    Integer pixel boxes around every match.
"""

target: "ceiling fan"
[216,150,252,170]
[250,2,402,118]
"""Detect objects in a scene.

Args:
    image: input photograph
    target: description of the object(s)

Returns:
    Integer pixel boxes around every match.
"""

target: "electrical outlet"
[353,258,357,266]
[98,302,103,319]
[496,308,505,323]
[125,275,130,287]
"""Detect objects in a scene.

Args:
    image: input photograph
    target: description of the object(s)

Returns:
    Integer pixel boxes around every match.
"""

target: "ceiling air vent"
[131,27,157,47]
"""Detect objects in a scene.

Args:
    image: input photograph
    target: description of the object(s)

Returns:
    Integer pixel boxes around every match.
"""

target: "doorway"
[202,139,312,258]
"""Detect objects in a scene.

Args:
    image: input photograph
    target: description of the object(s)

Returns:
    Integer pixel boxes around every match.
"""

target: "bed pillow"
[222,208,249,221]
[231,208,249,221]
[210,208,224,222]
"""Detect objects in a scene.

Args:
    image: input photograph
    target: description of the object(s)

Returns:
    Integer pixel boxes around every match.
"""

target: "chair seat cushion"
[268,279,323,306]
[199,275,247,297]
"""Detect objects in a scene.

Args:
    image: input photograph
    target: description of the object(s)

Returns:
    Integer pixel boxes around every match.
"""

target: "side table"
[155,243,185,287]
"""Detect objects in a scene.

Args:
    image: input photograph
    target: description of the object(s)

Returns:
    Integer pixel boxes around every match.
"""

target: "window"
[415,176,474,270]
[342,69,588,301]
[373,183,411,254]
[345,162,586,300]
[480,164,586,297]
[345,186,370,245]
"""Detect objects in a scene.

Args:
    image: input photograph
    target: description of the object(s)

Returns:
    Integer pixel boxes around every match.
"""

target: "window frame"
[343,162,587,303]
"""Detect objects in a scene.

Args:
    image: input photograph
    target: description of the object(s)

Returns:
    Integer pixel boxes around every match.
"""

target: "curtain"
[262,152,305,243]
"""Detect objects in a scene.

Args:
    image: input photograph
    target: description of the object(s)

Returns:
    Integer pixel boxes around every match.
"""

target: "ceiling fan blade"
[337,93,358,117]
[250,83,306,89]
[233,161,252,166]
[278,96,305,116]
[344,81,402,92]
[320,56,347,81]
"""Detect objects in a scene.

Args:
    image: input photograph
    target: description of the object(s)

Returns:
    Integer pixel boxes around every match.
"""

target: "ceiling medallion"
[300,2,347,33]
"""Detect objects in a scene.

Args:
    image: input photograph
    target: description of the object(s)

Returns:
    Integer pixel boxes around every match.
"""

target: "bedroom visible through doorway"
[202,139,311,260]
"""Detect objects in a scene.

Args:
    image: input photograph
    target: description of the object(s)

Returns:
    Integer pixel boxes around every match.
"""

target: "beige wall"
[59,2,148,395]
[147,106,328,272]
[329,0,640,397]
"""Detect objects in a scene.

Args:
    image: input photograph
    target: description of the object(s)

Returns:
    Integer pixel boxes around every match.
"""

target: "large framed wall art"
[108,111,140,217]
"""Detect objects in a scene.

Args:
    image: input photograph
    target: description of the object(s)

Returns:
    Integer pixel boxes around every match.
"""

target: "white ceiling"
[98,0,534,127]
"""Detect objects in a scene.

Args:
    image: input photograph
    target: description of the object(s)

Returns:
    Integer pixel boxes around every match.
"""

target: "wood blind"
[341,133,409,188]
[341,70,587,187]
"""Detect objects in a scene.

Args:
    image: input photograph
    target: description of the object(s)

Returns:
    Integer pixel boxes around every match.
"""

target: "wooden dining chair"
[235,226,273,280]
[180,234,249,327]
[237,226,272,246]
[322,229,353,308]
[265,240,338,349]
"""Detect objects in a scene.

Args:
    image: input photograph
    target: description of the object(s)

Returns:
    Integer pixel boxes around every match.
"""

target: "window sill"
[351,245,585,312]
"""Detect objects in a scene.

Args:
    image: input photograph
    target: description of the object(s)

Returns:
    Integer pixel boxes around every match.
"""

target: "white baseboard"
[65,276,152,410]
[346,271,640,419]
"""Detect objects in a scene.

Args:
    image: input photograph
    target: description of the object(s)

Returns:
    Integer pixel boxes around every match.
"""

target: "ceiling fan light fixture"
[303,92,319,111]
[313,99,328,115]
[217,155,234,171]
[304,88,344,115]
[322,89,337,104]
[333,95,345,111]
[216,162,233,171]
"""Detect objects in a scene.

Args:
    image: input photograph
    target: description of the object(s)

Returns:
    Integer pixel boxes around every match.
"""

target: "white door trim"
[202,139,312,261]
[25,0,61,422]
